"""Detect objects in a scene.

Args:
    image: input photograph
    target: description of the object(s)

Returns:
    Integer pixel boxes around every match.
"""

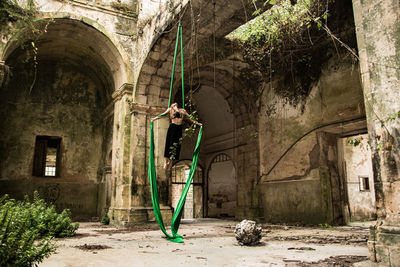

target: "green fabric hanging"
[168,22,185,109]
[148,22,203,243]
[148,121,203,243]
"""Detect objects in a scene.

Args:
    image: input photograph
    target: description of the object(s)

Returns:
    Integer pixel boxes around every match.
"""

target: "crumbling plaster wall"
[0,0,137,219]
[257,55,366,224]
[352,0,400,264]
[340,134,376,221]
[0,60,110,219]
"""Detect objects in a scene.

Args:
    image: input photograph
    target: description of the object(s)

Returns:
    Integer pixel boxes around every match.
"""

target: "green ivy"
[347,138,361,147]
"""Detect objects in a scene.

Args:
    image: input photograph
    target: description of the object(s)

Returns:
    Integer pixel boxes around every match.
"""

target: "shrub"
[101,213,110,225]
[0,192,79,266]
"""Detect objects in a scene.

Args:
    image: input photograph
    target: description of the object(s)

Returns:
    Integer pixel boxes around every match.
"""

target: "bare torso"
[169,108,186,125]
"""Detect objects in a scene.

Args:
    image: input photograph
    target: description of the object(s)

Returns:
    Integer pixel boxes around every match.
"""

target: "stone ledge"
[110,206,173,226]
[129,102,165,115]
[59,0,138,20]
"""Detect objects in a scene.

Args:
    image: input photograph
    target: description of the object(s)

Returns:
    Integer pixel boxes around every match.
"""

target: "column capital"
[112,83,133,102]
[129,102,165,115]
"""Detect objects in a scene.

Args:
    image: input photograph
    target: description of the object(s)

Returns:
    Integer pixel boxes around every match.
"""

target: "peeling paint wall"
[208,159,236,217]
[0,59,112,219]
[352,0,400,263]
[339,134,376,221]
[258,55,366,224]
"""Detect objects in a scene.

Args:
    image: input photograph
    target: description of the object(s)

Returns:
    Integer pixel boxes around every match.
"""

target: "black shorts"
[164,123,183,160]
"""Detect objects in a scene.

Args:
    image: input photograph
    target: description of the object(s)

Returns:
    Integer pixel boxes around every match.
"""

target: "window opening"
[359,176,370,191]
[33,136,61,177]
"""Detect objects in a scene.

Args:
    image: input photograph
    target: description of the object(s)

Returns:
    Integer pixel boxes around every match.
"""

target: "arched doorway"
[171,160,204,219]
[207,153,236,218]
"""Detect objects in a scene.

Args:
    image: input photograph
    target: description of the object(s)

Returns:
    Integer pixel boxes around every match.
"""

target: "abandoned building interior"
[0,0,399,264]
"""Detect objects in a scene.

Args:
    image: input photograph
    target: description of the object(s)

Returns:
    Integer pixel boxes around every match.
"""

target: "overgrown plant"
[0,192,79,266]
[347,111,400,151]
[101,213,110,225]
[0,0,54,91]
[228,0,357,108]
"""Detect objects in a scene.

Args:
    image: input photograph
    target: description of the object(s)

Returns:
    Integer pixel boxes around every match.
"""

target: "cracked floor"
[40,219,378,267]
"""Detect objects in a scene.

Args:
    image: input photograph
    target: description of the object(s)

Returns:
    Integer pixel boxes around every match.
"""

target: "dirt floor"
[40,219,379,267]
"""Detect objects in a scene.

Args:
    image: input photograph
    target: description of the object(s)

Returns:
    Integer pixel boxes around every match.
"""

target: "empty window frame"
[33,136,61,177]
[359,176,370,191]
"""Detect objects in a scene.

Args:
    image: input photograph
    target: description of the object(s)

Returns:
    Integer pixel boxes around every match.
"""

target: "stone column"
[352,0,400,264]
[109,83,135,225]
[129,102,173,223]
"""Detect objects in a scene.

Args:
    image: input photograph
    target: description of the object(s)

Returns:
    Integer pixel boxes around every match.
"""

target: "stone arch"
[134,0,266,108]
[0,16,123,219]
[130,0,264,223]
[2,15,131,91]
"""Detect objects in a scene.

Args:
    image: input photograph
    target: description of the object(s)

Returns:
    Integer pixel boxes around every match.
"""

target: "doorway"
[207,153,237,218]
[171,160,204,219]
[338,134,376,222]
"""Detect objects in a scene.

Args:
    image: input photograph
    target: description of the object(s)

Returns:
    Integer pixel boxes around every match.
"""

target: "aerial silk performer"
[148,22,203,243]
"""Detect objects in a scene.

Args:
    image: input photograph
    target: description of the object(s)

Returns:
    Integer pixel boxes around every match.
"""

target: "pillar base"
[369,223,400,265]
[110,206,173,226]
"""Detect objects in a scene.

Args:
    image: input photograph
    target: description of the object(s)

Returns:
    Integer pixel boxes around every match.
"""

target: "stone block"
[235,220,262,246]
[157,66,170,77]
[137,83,147,94]
[160,88,170,98]
[138,73,152,85]
[148,85,161,96]
[149,51,161,61]
[150,76,167,87]
[141,64,157,75]
[147,94,159,106]
[135,94,147,104]
[160,38,172,47]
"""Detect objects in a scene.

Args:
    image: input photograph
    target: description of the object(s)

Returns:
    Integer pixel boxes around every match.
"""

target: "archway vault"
[3,16,130,95]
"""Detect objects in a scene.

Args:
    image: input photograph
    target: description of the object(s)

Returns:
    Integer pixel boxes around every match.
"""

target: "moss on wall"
[257,54,365,224]
[0,57,112,218]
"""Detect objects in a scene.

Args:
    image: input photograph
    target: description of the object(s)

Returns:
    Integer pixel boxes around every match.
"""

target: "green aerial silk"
[148,121,203,243]
[148,22,203,243]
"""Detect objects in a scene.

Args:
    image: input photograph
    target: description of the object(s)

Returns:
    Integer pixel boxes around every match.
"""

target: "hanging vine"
[0,0,55,91]
[228,0,358,109]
